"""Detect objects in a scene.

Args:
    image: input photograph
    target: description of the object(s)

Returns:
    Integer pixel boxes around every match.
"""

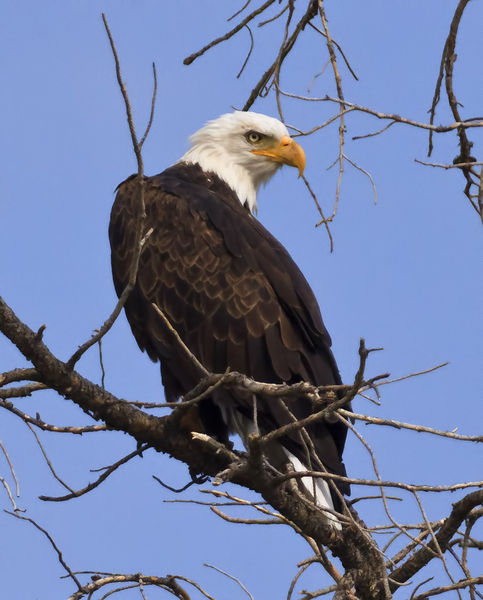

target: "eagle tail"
[216,404,341,530]
[283,449,341,531]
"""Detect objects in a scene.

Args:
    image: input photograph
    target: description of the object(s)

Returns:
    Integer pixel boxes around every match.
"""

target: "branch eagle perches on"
[1,295,482,600]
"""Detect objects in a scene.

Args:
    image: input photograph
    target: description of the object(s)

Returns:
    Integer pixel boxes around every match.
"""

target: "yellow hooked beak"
[252,136,305,177]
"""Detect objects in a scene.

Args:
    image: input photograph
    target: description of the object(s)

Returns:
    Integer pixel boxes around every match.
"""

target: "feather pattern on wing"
[110,162,349,523]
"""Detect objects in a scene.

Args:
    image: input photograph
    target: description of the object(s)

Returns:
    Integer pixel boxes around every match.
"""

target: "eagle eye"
[245,130,264,144]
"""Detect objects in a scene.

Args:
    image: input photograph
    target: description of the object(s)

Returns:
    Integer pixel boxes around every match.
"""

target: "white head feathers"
[179,111,295,213]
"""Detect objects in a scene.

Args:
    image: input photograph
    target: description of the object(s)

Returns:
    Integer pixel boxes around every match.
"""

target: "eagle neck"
[177,150,258,213]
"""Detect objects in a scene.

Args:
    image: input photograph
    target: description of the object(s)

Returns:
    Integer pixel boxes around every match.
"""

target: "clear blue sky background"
[0,2,482,598]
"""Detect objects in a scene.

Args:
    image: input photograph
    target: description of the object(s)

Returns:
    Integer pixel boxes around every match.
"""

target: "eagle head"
[179,111,305,213]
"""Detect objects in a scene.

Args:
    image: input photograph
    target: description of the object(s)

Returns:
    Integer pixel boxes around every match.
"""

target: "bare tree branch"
[183,0,276,66]
[389,489,483,591]
[39,444,149,502]
[66,14,155,369]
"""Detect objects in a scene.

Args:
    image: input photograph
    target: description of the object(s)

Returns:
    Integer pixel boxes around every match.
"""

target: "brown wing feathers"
[109,163,348,497]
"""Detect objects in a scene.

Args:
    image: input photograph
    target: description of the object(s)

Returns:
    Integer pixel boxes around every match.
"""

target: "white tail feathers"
[284,450,341,530]
[216,404,342,530]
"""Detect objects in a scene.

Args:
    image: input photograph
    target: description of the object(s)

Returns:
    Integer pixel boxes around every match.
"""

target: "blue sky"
[0,2,482,598]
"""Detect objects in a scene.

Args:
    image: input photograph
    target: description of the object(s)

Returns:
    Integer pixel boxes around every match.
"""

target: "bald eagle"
[109,111,349,527]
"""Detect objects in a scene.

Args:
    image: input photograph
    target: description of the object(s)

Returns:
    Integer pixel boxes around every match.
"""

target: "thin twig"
[6,510,82,589]
[279,90,483,133]
[258,3,289,27]
[343,153,377,204]
[410,576,483,600]
[0,477,19,511]
[373,362,448,387]
[276,470,483,494]
[287,560,314,600]
[151,303,208,377]
[290,107,355,138]
[183,0,276,65]
[66,573,206,600]
[227,0,252,22]
[307,21,358,81]
[210,505,283,525]
[478,166,483,223]
[389,490,483,591]
[272,0,295,122]
[67,14,151,369]
[301,174,334,251]
[97,336,106,390]
[153,473,208,494]
[236,25,254,79]
[139,62,158,149]
[412,490,461,599]
[204,563,254,600]
[27,423,75,493]
[0,400,106,434]
[318,1,346,220]
[352,120,396,141]
[339,409,482,442]
[39,444,149,502]
[0,440,19,496]
[242,0,318,110]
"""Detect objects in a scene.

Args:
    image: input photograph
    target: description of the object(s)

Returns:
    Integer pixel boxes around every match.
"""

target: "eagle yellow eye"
[246,131,262,144]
